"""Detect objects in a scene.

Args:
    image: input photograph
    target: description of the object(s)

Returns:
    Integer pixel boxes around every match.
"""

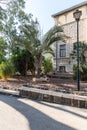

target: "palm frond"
[43,25,67,47]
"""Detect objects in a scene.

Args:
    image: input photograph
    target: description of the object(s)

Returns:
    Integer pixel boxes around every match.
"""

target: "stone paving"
[0,94,87,130]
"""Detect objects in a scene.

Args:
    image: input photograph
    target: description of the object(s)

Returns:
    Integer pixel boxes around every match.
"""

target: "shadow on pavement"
[37,100,87,120]
[0,94,75,130]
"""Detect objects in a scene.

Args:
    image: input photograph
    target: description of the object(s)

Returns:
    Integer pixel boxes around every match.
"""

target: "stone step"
[19,86,87,109]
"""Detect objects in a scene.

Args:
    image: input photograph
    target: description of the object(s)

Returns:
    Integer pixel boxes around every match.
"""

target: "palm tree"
[14,17,66,76]
[33,25,66,77]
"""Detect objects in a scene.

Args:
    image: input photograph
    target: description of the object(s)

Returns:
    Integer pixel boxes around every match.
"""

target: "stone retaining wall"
[19,87,87,109]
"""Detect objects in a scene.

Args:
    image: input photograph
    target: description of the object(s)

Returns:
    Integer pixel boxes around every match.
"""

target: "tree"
[2,0,25,54]
[1,0,38,76]
[0,6,7,31]
[33,25,65,77]
[18,19,66,77]
[11,50,35,76]
[42,57,53,74]
[70,42,87,64]
[70,42,87,80]
[0,0,36,76]
[0,60,14,79]
[0,37,7,63]
[1,0,66,77]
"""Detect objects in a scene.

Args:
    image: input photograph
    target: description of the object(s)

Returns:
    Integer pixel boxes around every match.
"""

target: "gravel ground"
[0,75,87,91]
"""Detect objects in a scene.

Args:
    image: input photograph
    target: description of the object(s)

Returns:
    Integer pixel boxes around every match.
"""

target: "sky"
[25,0,85,34]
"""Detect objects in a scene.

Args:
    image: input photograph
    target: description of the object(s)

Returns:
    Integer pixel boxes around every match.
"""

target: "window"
[59,66,66,72]
[60,44,66,57]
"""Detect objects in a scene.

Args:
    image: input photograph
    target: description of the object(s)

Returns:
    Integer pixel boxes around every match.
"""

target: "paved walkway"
[0,94,87,130]
[0,88,19,96]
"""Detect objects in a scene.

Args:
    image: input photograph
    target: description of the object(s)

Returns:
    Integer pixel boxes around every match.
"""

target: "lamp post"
[56,41,58,71]
[73,10,82,91]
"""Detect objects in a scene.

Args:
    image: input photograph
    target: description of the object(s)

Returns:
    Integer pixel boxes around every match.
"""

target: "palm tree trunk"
[35,55,42,77]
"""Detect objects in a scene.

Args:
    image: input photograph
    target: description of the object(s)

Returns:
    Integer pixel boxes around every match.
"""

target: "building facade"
[52,1,87,72]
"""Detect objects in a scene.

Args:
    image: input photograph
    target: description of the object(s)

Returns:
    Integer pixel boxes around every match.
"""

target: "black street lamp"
[56,41,58,71]
[73,10,82,91]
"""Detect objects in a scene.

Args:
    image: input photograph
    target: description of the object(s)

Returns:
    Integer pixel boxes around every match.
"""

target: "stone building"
[52,1,87,72]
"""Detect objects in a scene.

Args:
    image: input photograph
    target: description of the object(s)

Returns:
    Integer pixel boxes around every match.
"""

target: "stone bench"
[19,86,87,109]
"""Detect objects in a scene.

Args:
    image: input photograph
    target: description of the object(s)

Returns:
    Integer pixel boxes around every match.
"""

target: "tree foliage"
[0,0,66,77]
[71,42,87,80]
[11,50,35,76]
[0,61,14,79]
[70,42,87,64]
[0,37,7,63]
[42,57,53,74]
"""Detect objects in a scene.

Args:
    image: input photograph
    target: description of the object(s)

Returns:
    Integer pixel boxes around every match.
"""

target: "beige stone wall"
[55,5,87,26]
[53,5,87,72]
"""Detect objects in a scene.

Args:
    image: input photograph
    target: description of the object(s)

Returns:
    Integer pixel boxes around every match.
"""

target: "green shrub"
[73,64,87,81]
[11,50,35,76]
[0,61,14,79]
[42,58,53,74]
